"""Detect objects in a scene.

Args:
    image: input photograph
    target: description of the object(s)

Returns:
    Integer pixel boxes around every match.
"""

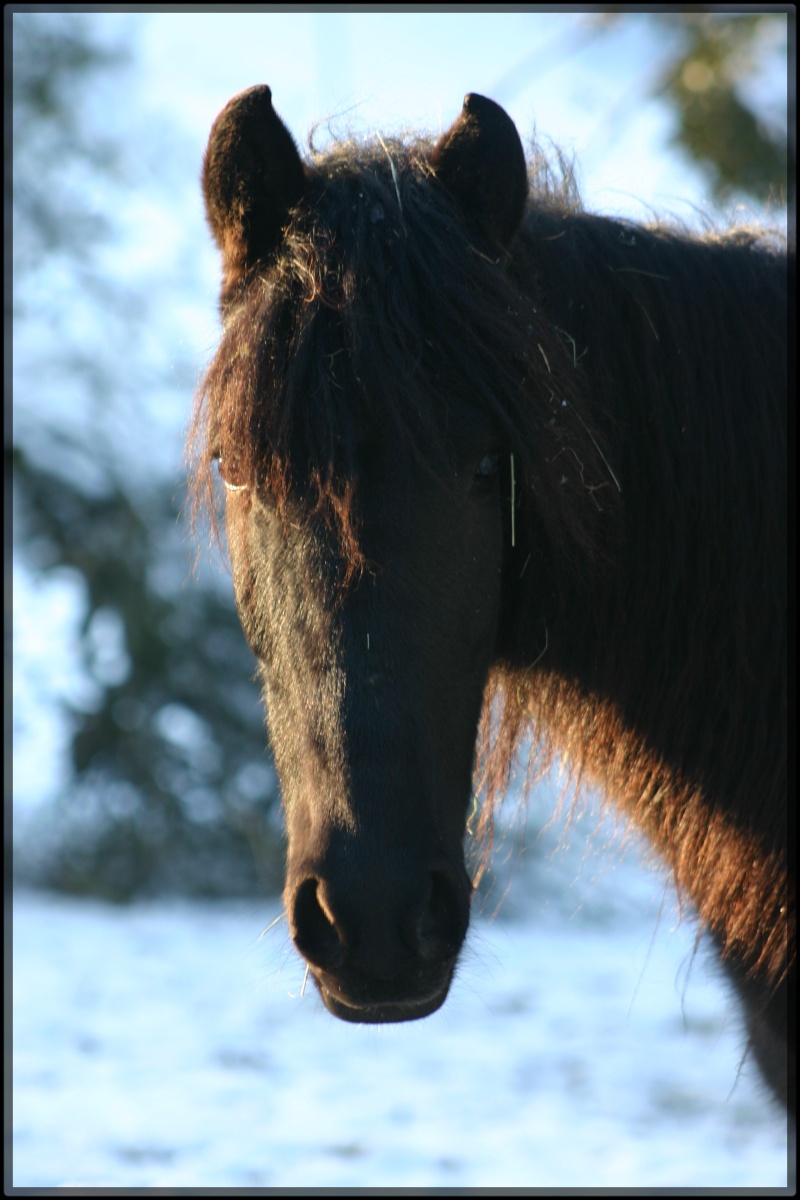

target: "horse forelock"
[189,136,612,583]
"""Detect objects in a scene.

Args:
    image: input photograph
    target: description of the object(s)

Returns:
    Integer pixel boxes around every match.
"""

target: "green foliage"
[591,11,789,207]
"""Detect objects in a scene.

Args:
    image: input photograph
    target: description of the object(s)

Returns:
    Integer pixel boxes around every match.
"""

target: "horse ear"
[431,94,528,248]
[202,85,306,295]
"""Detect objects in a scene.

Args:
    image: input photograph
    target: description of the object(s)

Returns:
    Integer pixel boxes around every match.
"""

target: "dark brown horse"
[193,87,792,1112]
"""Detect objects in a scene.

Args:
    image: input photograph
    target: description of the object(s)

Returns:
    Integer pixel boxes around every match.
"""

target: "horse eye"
[475,452,500,479]
[215,453,248,492]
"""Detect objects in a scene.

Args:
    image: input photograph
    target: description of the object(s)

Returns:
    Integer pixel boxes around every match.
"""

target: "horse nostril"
[290,876,345,970]
[416,869,469,962]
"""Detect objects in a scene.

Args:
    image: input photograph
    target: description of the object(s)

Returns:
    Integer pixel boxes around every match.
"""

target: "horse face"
[225,412,505,1021]
[203,85,529,1022]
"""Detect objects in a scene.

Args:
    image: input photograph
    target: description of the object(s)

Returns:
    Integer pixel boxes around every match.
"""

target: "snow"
[12,812,790,1189]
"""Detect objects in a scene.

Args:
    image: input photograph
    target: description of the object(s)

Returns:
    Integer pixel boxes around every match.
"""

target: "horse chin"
[315,977,452,1025]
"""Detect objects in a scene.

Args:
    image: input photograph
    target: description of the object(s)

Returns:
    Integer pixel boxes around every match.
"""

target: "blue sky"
[119,10,790,373]
[107,9,787,227]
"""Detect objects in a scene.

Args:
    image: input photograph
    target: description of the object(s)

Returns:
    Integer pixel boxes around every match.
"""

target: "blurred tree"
[497,11,790,211]
[12,16,122,276]
[12,11,282,899]
[589,10,790,209]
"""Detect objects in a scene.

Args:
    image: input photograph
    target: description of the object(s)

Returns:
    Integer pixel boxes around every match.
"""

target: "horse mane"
[477,211,789,987]
[189,129,790,984]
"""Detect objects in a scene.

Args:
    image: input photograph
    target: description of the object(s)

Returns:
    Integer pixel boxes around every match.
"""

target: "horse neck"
[508,212,789,984]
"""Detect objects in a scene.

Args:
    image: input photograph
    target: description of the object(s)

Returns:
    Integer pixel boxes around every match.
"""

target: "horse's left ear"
[431,94,528,248]
[202,85,307,299]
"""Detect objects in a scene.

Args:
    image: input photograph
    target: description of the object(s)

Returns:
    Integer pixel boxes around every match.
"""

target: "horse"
[192,86,792,1114]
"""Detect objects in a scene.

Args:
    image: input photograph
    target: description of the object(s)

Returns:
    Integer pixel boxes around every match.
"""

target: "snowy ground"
[12,814,790,1190]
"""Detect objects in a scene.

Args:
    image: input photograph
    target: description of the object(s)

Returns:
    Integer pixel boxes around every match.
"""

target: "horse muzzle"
[311,963,457,1024]
[285,858,472,1024]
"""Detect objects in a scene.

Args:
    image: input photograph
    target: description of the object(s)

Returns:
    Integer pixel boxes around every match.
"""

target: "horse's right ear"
[431,94,528,248]
[202,85,306,297]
